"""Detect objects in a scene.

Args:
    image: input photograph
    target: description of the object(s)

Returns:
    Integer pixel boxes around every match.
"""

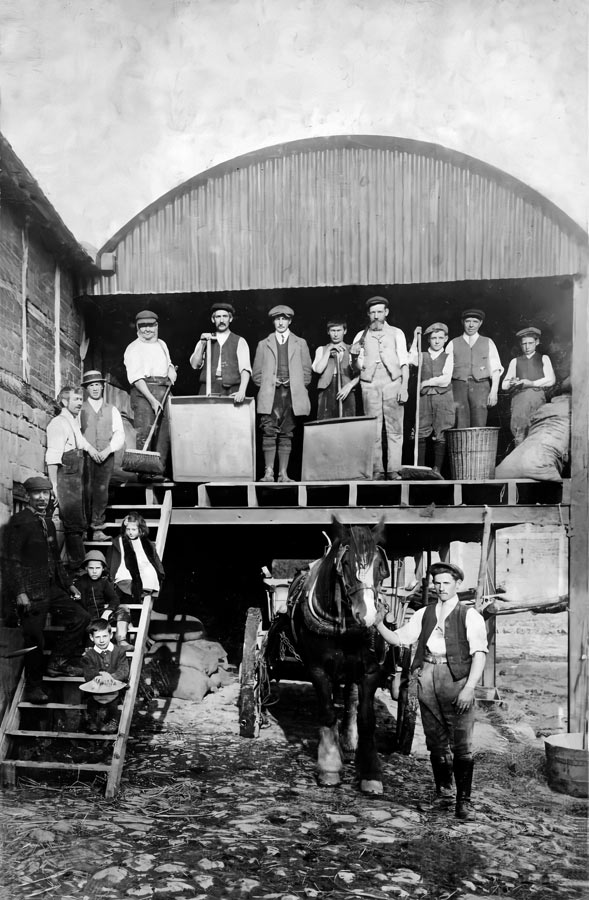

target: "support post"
[569,275,589,735]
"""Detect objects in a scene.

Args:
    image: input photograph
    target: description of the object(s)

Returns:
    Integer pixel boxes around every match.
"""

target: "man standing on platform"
[7,475,89,698]
[501,326,556,445]
[252,305,312,483]
[46,385,101,572]
[312,317,358,420]
[450,309,503,428]
[189,301,251,403]
[351,296,409,480]
[80,371,125,541]
[123,310,177,480]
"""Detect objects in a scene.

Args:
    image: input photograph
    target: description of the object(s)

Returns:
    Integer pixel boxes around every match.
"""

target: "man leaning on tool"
[189,300,251,403]
[123,310,177,480]
[7,475,90,700]
[350,296,409,480]
[376,562,487,820]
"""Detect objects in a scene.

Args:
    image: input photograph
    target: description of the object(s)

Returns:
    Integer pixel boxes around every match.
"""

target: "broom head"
[399,465,444,481]
[122,448,165,475]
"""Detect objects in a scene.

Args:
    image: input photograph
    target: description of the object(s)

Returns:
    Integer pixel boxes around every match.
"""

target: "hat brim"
[79,678,127,694]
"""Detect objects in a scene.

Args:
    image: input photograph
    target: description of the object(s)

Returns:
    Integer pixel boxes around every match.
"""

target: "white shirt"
[84,398,125,454]
[275,330,291,345]
[190,331,252,376]
[502,353,555,391]
[393,597,488,656]
[457,333,503,376]
[114,537,160,593]
[124,338,174,385]
[352,324,409,368]
[407,346,453,388]
[46,409,91,464]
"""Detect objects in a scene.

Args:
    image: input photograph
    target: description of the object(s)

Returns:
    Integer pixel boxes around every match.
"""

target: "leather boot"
[430,753,454,804]
[454,757,475,820]
[432,439,446,478]
[417,438,427,467]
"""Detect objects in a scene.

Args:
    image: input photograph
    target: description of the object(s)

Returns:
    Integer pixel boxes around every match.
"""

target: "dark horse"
[273,517,393,793]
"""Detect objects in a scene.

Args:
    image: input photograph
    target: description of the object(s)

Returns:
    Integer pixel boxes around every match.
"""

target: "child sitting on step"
[81,619,129,733]
[74,550,133,652]
[110,513,165,626]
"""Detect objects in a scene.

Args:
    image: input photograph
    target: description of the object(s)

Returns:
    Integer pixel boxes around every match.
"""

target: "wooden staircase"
[0,488,172,798]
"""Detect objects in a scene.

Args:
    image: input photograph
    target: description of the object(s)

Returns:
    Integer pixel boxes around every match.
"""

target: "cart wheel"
[239,607,265,738]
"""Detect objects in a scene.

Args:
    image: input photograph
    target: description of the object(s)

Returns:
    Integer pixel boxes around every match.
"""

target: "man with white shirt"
[46,385,101,571]
[252,305,312,482]
[376,562,487,820]
[350,296,409,480]
[501,326,556,445]
[408,322,454,477]
[123,310,177,480]
[189,301,251,402]
[449,309,503,428]
[80,371,125,541]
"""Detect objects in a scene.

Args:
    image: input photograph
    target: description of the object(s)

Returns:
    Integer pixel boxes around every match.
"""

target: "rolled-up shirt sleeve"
[488,339,504,376]
[465,608,489,654]
[237,337,252,374]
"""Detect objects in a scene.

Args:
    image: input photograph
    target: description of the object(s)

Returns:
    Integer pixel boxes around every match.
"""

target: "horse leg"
[341,680,359,753]
[357,672,383,795]
[309,666,343,787]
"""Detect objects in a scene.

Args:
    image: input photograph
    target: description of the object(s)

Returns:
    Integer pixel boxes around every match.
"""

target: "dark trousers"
[21,587,90,685]
[87,695,119,721]
[452,379,490,428]
[84,454,114,530]
[130,381,170,468]
[198,379,240,397]
[260,385,296,452]
[317,378,356,420]
[56,449,86,570]
[417,661,475,760]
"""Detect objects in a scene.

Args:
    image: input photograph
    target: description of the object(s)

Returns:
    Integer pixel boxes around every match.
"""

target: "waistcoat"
[515,352,544,383]
[451,336,492,382]
[199,333,241,387]
[412,602,471,681]
[276,337,290,381]
[421,351,451,394]
[81,401,114,451]
[317,345,353,390]
[361,328,402,383]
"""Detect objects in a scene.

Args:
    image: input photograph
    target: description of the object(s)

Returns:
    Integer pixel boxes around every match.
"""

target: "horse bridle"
[335,543,389,611]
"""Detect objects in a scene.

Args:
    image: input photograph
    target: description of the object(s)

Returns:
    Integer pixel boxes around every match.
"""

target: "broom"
[400,327,443,480]
[122,381,174,475]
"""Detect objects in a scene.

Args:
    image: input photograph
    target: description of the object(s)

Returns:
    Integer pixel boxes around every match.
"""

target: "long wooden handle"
[205,336,212,397]
[141,382,173,452]
[336,354,343,419]
[413,327,423,466]
[475,506,493,611]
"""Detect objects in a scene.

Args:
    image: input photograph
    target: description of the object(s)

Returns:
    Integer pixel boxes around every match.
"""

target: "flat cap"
[211,301,235,316]
[424,322,448,336]
[366,295,389,311]
[135,309,158,324]
[268,304,294,318]
[24,475,52,492]
[429,561,465,582]
[461,308,485,322]
[83,550,107,566]
[516,326,541,339]
[81,370,106,386]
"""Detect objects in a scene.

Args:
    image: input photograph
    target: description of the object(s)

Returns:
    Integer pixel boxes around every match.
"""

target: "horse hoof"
[318,772,341,787]
[360,779,384,795]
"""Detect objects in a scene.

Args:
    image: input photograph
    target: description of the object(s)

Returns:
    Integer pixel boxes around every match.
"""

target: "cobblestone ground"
[0,674,587,900]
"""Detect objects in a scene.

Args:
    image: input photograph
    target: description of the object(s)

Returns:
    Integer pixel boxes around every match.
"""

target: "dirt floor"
[0,611,587,900]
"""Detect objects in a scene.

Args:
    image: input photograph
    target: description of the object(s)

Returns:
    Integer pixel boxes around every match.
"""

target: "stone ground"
[0,611,587,900]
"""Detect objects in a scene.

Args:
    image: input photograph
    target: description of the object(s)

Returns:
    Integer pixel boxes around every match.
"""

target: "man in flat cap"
[189,301,251,403]
[449,309,503,428]
[350,296,409,480]
[80,371,125,541]
[123,310,177,480]
[6,475,89,699]
[46,385,102,571]
[377,561,487,820]
[408,322,455,477]
[502,326,556,445]
[312,317,358,420]
[252,305,312,482]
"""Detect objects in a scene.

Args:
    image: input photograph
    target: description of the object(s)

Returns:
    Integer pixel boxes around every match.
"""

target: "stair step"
[42,676,83,683]
[8,729,116,740]
[3,760,111,772]
[109,504,164,510]
[19,702,86,710]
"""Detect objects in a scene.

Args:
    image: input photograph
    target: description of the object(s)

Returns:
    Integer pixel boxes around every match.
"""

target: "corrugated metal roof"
[97,135,587,294]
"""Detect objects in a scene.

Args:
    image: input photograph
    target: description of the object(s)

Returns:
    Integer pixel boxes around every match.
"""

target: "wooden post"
[569,275,589,735]
[481,531,497,689]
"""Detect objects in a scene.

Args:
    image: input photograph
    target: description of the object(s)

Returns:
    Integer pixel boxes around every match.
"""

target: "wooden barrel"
[544,733,589,797]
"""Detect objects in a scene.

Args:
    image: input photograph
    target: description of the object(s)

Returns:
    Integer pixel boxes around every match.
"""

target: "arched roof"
[96,135,587,294]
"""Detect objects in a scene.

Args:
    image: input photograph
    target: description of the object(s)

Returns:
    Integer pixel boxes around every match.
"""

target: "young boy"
[81,619,130,733]
[408,322,455,477]
[74,550,133,652]
[312,318,358,420]
[501,326,556,445]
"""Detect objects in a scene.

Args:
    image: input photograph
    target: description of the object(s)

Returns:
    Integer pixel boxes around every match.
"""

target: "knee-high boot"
[433,439,446,477]
[454,757,474,819]
[417,438,427,467]
[430,753,454,803]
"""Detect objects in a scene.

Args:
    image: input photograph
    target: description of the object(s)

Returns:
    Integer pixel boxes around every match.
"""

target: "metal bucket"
[544,733,589,797]
[301,416,377,481]
[169,395,256,482]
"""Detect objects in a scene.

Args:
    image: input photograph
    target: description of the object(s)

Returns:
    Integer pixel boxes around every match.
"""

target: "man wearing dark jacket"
[6,475,90,701]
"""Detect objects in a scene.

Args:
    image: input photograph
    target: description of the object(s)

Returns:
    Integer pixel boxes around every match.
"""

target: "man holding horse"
[376,561,487,820]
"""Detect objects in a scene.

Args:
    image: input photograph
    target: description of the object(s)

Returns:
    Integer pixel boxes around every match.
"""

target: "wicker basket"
[447,427,500,480]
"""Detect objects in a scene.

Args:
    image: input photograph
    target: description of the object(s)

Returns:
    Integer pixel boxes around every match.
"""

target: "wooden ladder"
[0,488,172,798]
